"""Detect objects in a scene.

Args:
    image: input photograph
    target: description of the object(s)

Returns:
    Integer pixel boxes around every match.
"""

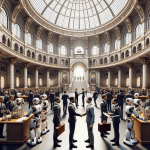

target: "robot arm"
[26,108,33,117]
[132,109,145,121]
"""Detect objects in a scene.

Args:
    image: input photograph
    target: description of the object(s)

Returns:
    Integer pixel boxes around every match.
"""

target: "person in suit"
[109,99,122,146]
[68,97,82,148]
[83,97,95,149]
[117,90,125,120]
[100,94,109,137]
[0,96,8,138]
[80,88,85,107]
[106,90,112,112]
[75,88,79,107]
[28,90,33,109]
[45,89,49,97]
[34,91,40,98]
[126,91,133,99]
[4,91,9,105]
[14,89,18,100]
[6,95,15,112]
[61,91,69,114]
[92,89,98,107]
[53,97,62,148]
[50,90,55,111]
[55,89,59,97]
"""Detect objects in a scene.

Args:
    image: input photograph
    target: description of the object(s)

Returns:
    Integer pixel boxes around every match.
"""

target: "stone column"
[140,58,149,89]
[107,69,111,87]
[35,66,40,88]
[117,66,122,88]
[47,68,50,87]
[23,63,29,88]
[97,70,100,87]
[127,63,134,88]
[6,58,17,89]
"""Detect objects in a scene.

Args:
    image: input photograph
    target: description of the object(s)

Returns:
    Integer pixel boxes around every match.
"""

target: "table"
[0,112,34,144]
[138,96,147,102]
[131,113,150,144]
[21,96,29,102]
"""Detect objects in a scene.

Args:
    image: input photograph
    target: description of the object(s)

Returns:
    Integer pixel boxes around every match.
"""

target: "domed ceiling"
[30,0,127,30]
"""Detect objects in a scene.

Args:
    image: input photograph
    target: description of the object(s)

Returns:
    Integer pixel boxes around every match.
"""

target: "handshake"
[80,114,84,117]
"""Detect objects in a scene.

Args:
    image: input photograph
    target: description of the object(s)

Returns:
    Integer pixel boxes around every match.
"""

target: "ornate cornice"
[25,17,33,33]
[0,0,5,7]
[6,57,17,64]
[20,0,137,37]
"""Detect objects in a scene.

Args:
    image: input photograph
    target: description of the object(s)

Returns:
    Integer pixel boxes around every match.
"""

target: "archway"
[74,66,85,81]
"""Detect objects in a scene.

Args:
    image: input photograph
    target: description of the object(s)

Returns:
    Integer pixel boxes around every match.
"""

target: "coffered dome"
[30,0,127,30]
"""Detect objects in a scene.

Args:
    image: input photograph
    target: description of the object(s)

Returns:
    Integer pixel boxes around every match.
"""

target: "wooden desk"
[138,96,147,102]
[132,113,150,144]
[21,96,29,102]
[0,112,34,144]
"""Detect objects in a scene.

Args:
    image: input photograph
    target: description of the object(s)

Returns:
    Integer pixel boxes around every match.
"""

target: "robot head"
[17,93,22,98]
[33,98,40,105]
[134,93,139,98]
[134,98,141,106]
[15,98,24,105]
[43,101,48,109]
[41,94,47,100]
[126,98,134,104]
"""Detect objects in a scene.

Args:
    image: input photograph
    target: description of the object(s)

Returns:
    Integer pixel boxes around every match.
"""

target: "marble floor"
[0,93,150,150]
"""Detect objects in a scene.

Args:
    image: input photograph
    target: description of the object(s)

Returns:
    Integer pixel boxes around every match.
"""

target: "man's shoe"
[84,139,90,143]
[73,139,77,143]
[0,135,6,138]
[53,144,61,148]
[57,139,62,142]
[112,142,119,146]
[86,144,94,148]
[104,131,110,135]
[70,144,77,148]
[110,139,116,142]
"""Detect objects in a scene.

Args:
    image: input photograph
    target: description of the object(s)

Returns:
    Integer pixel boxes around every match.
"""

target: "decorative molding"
[85,37,88,49]
[36,26,43,40]
[58,35,63,47]
[124,17,132,33]
[139,57,150,64]
[34,65,40,70]
[0,0,5,7]
[95,35,100,47]
[12,4,23,23]
[22,62,30,68]
[117,66,123,70]
[105,32,110,44]
[135,4,145,22]
[114,26,121,40]
[6,57,17,64]
[47,31,53,44]
[127,62,134,68]
[70,37,74,49]
[25,17,33,33]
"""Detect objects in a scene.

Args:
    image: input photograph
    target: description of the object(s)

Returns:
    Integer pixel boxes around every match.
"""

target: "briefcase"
[55,123,65,137]
[98,122,111,132]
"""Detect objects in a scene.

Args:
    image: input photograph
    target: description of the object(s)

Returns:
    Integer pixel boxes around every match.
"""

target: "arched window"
[1,76,5,88]
[2,35,6,44]
[16,77,19,87]
[32,52,35,59]
[106,79,108,86]
[14,24,21,38]
[27,50,31,57]
[20,47,23,54]
[28,33,32,45]
[1,8,8,28]
[7,38,10,47]
[92,46,97,55]
[115,55,118,61]
[43,56,46,62]
[38,39,42,49]
[126,50,129,57]
[49,43,53,53]
[50,57,53,63]
[61,46,67,55]
[137,77,140,87]
[135,24,142,39]
[115,39,118,49]
[74,47,84,54]
[111,56,114,62]
[125,33,129,45]
[126,78,129,86]
[38,54,42,61]
[39,78,42,86]
[104,43,107,53]
[54,58,57,64]
[14,43,19,52]
[115,78,118,86]
[28,78,31,86]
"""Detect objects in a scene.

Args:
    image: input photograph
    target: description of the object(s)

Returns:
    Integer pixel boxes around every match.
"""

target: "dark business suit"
[75,91,78,107]
[4,95,9,105]
[53,103,61,145]
[100,100,108,123]
[125,93,133,99]
[55,91,59,97]
[28,92,33,109]
[68,102,80,146]
[34,93,40,98]
[61,94,69,113]
[111,104,122,143]
[117,92,125,119]
[80,90,85,107]
[106,92,112,111]
[50,93,55,110]
[6,100,15,112]
[93,91,98,107]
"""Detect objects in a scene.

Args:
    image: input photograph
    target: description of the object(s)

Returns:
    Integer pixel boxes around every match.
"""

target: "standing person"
[61,91,69,114]
[53,97,62,148]
[106,90,112,112]
[126,91,133,99]
[75,88,79,107]
[50,90,55,111]
[80,88,85,107]
[92,89,98,107]
[117,90,125,120]
[109,99,122,146]
[100,94,109,137]
[34,91,40,98]
[4,91,9,105]
[14,89,17,100]
[83,97,95,149]
[6,95,15,112]
[68,97,82,148]
[28,90,33,109]
[55,89,59,97]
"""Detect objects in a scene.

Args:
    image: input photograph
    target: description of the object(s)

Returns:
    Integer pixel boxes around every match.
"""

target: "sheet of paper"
[16,117,27,122]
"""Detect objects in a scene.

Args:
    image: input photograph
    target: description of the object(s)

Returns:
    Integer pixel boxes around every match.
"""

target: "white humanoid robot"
[133,93,142,114]
[14,93,24,110]
[123,98,145,145]
[26,98,42,146]
[41,94,50,135]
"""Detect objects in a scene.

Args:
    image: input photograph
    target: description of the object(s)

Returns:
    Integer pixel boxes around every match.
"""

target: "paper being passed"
[16,117,27,122]
[103,112,110,118]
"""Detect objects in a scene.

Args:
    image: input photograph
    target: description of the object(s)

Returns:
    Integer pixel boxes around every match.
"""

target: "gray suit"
[83,103,95,146]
